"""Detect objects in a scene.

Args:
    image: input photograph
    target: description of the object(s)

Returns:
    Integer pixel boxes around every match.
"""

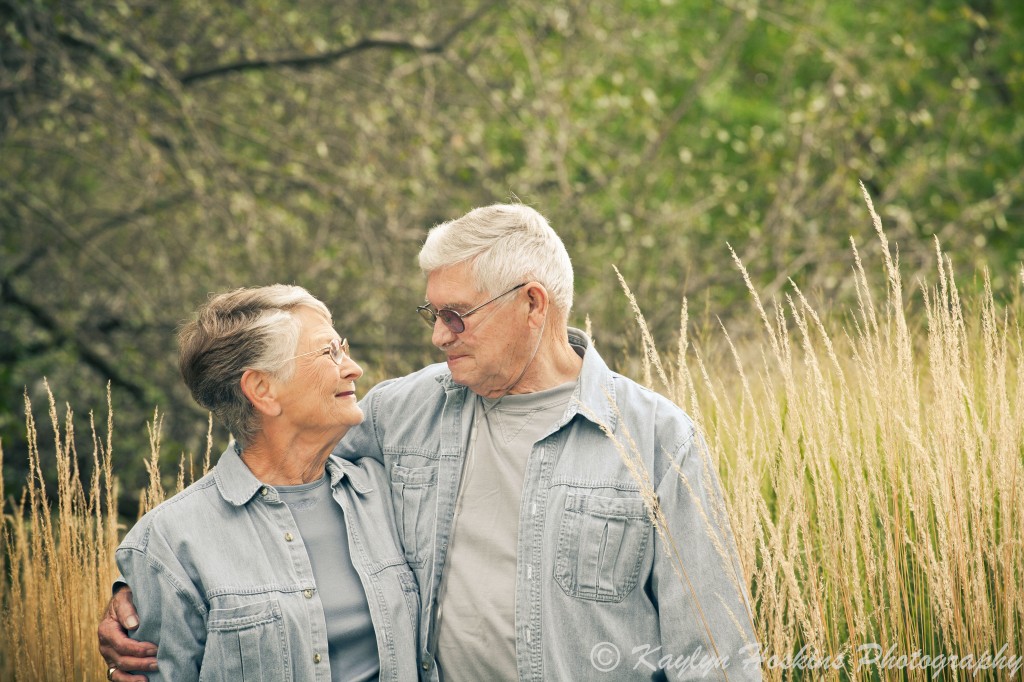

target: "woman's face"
[273,306,364,440]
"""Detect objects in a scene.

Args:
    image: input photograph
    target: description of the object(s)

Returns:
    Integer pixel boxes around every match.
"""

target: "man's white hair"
[418,204,574,316]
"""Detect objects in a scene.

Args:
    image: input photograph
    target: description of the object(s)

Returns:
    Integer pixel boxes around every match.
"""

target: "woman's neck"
[241,426,347,485]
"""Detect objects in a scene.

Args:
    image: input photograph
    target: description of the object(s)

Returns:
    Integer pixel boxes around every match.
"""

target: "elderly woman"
[108,285,418,681]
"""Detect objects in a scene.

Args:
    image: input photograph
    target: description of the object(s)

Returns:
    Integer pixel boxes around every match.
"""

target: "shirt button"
[313,653,322,664]
[260,487,268,496]
[284,532,294,542]
[421,660,431,671]
[303,589,314,599]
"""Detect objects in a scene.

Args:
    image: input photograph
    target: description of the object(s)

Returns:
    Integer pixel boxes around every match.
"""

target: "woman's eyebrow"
[312,329,341,344]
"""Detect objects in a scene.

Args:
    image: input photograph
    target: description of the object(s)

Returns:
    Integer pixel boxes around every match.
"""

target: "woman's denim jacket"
[334,328,761,681]
[116,448,420,682]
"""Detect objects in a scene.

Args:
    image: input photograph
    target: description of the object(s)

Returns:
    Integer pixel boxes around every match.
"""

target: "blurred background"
[2,0,1022,511]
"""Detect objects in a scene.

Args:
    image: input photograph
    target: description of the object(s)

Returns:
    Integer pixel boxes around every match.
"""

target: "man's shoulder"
[607,371,698,443]
[610,370,687,408]
[573,333,696,439]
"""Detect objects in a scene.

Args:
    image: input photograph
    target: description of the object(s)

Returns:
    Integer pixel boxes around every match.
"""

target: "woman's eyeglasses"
[416,283,527,334]
[286,338,350,365]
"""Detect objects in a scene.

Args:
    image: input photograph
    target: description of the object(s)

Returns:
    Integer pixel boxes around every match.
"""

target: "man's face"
[424,262,530,398]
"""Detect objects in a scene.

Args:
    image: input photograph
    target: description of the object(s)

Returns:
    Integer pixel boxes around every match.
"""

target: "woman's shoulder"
[118,472,221,551]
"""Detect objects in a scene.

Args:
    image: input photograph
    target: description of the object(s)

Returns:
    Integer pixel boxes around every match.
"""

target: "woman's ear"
[241,369,283,417]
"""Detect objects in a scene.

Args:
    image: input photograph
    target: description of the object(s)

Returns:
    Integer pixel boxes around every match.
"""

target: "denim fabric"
[334,329,762,681]
[116,447,420,682]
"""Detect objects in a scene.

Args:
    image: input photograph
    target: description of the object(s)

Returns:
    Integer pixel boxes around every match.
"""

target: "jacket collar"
[213,442,264,506]
[566,327,618,432]
[326,456,370,494]
[434,326,618,431]
[214,441,362,506]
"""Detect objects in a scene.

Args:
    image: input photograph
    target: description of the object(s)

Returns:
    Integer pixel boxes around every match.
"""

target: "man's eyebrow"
[427,298,471,311]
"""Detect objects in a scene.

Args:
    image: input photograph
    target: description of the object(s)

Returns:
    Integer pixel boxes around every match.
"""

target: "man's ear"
[241,369,282,417]
[524,282,549,329]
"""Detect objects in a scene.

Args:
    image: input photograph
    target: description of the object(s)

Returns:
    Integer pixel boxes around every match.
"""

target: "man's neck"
[506,324,583,395]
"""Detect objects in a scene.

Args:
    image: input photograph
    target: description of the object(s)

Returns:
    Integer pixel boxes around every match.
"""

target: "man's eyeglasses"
[285,338,350,365]
[416,283,527,334]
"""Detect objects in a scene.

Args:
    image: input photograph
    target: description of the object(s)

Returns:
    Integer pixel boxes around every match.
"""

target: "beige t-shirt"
[435,381,576,681]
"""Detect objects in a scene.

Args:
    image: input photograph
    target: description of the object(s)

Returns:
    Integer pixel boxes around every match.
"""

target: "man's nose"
[431,317,457,348]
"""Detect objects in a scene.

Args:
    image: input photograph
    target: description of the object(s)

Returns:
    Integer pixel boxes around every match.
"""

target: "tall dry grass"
[0,384,120,680]
[0,387,210,681]
[619,187,1023,679]
[1,190,1021,679]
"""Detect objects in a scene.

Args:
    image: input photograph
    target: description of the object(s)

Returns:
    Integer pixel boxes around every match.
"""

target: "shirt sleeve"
[116,529,208,682]
[651,429,763,681]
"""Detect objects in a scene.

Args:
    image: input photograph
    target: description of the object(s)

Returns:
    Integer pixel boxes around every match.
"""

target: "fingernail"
[126,616,139,629]
[146,646,158,656]
[149,662,159,671]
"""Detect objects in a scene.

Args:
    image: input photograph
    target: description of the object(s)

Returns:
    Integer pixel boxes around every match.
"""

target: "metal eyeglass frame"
[284,337,350,365]
[416,283,527,333]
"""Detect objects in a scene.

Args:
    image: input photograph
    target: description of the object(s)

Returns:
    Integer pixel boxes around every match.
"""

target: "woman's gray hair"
[177,285,331,448]
[418,204,574,316]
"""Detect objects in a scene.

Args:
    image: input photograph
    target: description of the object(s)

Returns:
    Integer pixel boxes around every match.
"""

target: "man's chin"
[446,356,469,376]
[446,366,474,390]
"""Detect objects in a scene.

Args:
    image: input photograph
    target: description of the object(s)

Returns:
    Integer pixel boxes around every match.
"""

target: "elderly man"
[100,204,760,681]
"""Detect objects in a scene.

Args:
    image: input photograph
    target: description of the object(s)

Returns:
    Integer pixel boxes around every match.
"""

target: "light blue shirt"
[116,447,420,682]
[334,328,762,681]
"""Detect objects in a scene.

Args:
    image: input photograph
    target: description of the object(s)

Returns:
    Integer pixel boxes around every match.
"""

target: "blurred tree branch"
[0,278,147,403]
[1,0,1021,489]
[180,5,496,85]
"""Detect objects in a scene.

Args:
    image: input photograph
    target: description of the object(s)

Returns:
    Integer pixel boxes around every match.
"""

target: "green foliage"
[1,0,1021,503]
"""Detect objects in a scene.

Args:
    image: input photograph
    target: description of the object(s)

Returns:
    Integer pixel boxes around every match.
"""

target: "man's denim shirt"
[334,328,762,681]
[116,446,420,682]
